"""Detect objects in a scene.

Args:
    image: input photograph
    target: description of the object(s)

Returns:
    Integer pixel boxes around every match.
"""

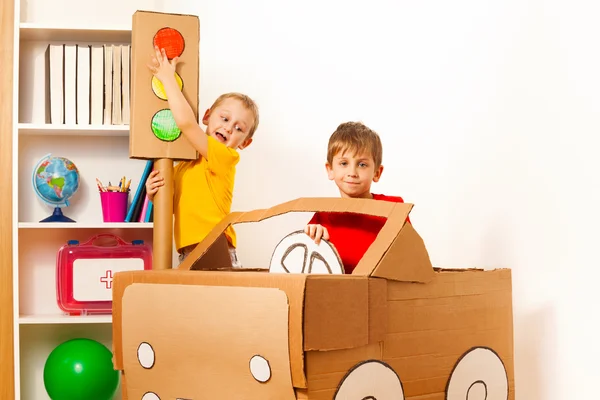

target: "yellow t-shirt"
[173,135,239,252]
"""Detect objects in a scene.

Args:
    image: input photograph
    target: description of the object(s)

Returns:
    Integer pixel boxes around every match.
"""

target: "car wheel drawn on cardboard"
[137,342,155,369]
[333,360,405,400]
[445,347,509,400]
[269,230,345,274]
[150,26,186,143]
[249,355,271,383]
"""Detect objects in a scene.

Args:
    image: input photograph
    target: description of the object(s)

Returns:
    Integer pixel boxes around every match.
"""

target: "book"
[76,44,90,125]
[125,160,153,222]
[121,45,131,124]
[131,187,147,222]
[90,45,104,125]
[63,44,77,125]
[138,195,149,222]
[144,200,153,223]
[47,44,64,124]
[103,45,113,125]
[112,45,122,125]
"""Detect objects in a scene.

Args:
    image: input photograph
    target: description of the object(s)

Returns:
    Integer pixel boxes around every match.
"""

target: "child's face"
[202,98,255,150]
[326,151,383,199]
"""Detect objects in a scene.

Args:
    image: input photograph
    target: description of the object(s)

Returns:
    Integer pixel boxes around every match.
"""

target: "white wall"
[20,0,166,25]
[165,0,600,398]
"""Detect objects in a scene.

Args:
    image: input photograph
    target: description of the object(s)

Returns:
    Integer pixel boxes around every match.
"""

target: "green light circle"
[151,109,181,142]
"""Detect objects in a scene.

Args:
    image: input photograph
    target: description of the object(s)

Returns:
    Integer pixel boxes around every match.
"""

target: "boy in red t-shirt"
[305,121,409,274]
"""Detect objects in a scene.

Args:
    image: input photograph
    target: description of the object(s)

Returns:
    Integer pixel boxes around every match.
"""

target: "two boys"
[147,46,407,271]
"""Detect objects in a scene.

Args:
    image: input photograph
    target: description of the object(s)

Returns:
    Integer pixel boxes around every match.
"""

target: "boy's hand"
[304,224,330,245]
[145,170,164,202]
[147,45,179,85]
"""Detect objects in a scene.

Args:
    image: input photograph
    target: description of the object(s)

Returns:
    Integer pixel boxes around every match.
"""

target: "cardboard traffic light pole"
[129,11,200,269]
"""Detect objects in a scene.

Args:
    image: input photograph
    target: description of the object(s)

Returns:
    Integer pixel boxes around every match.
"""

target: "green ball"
[43,338,119,400]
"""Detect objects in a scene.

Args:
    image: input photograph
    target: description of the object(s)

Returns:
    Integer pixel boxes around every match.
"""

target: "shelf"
[19,314,112,324]
[18,123,129,137]
[19,22,131,42]
[19,222,153,229]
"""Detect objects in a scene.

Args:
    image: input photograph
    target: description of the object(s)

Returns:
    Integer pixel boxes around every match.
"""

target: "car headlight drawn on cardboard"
[112,198,514,399]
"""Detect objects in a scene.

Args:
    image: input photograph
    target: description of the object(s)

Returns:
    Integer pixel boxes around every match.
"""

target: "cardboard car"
[112,198,514,399]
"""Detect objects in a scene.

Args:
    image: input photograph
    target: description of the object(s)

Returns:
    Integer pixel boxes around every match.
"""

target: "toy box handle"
[81,234,129,247]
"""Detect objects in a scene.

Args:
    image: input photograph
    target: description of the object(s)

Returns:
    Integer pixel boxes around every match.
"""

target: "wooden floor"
[0,0,15,398]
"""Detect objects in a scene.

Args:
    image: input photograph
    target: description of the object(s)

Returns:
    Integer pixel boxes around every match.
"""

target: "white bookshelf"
[19,314,113,324]
[18,123,131,137]
[19,23,131,42]
[18,222,153,229]
[12,1,162,397]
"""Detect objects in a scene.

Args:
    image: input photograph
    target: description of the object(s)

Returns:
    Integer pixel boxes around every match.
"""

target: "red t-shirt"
[308,194,409,274]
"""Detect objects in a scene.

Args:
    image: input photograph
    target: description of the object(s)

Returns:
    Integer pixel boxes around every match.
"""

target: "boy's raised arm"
[149,46,208,159]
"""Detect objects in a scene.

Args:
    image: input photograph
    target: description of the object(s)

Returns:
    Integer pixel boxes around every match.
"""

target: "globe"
[32,154,80,222]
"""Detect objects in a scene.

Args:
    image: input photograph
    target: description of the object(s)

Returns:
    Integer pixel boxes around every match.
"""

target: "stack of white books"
[47,43,131,126]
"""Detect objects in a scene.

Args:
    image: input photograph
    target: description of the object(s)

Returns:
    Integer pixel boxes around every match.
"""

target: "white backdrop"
[71,0,597,398]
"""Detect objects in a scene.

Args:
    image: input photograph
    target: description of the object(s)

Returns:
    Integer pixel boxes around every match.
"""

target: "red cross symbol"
[100,270,113,289]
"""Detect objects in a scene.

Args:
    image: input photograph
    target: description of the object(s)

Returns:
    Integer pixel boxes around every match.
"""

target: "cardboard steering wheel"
[269,231,344,274]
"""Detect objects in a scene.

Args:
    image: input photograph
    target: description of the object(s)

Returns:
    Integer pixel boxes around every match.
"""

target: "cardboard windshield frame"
[178,197,435,283]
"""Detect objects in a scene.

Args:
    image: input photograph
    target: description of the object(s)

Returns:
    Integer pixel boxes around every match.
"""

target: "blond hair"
[210,92,260,138]
[327,122,383,168]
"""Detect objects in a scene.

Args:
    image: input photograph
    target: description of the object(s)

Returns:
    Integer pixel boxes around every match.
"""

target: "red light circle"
[153,27,185,59]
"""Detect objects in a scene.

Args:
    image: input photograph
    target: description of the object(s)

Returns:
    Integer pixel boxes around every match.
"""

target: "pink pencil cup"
[100,191,129,222]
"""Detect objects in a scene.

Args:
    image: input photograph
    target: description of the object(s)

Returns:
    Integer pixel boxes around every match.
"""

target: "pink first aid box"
[56,234,152,315]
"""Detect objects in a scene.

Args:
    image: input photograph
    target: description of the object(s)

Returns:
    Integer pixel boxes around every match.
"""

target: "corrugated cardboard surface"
[121,284,295,399]
[293,269,513,400]
[179,197,435,283]
[303,277,370,351]
[299,343,383,399]
[368,278,388,343]
[130,10,198,160]
[113,270,307,387]
[367,222,434,283]
[112,270,385,389]
[384,268,514,399]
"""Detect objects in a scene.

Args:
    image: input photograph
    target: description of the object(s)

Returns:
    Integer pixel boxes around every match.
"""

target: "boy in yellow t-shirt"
[145,46,259,265]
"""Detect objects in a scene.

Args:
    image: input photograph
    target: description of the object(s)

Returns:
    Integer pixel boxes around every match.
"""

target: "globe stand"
[40,207,76,223]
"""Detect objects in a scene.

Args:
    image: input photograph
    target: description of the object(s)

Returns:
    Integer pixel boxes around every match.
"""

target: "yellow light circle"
[151,73,183,100]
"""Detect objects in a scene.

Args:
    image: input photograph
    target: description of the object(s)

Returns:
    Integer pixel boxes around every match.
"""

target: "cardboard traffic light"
[130,10,199,160]
[130,11,200,270]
